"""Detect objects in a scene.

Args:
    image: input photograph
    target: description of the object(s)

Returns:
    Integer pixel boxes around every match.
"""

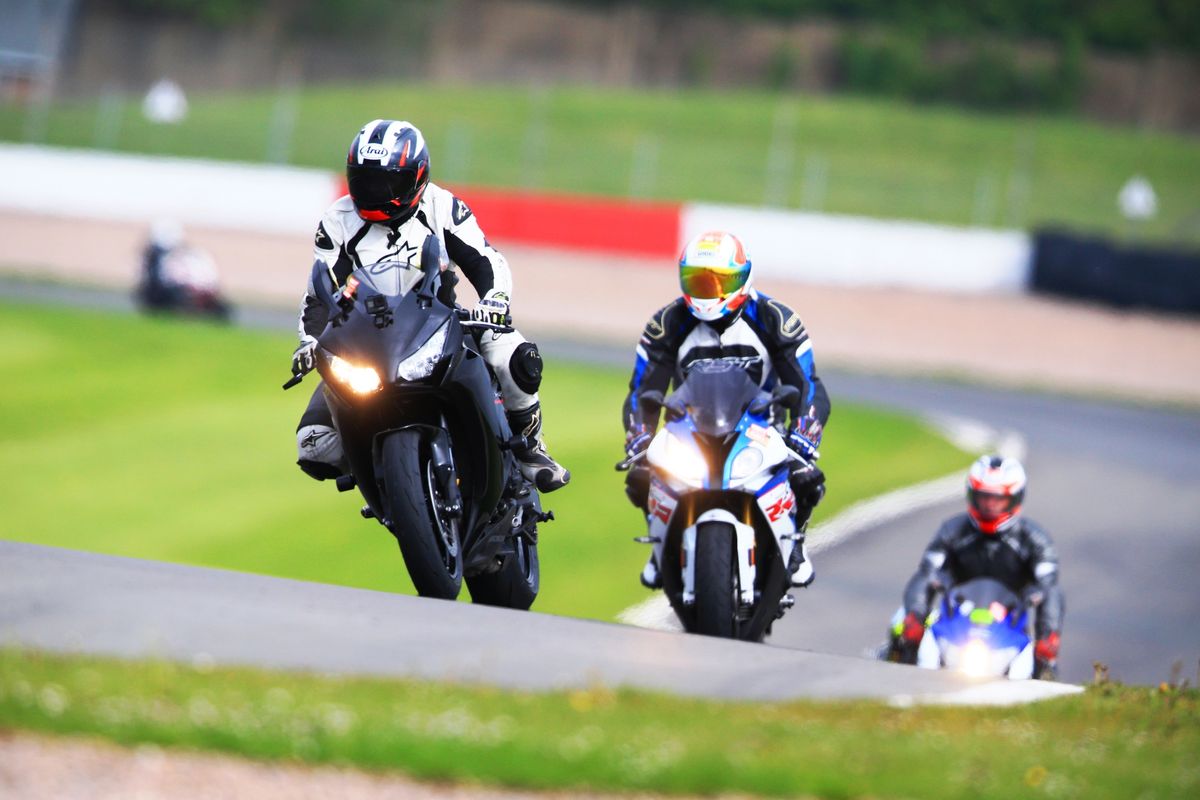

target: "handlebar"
[614,449,646,472]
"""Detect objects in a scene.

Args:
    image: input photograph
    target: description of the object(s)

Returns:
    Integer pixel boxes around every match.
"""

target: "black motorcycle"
[284,235,550,608]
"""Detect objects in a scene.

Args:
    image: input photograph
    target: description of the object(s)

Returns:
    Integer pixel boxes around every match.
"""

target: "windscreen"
[948,577,1022,613]
[673,360,762,437]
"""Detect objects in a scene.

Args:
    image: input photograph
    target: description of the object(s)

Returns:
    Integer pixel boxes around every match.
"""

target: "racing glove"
[900,611,925,645]
[788,460,826,512]
[625,427,653,459]
[291,339,317,377]
[1035,631,1061,663]
[788,408,824,461]
[471,290,512,327]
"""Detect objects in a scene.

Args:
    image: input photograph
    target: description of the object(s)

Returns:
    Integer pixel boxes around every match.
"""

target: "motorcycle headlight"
[396,320,450,381]
[729,445,764,479]
[960,638,992,678]
[328,354,381,394]
[661,432,706,484]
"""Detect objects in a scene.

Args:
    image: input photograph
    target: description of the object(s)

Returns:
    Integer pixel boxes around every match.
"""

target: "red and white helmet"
[966,454,1026,534]
[678,231,753,322]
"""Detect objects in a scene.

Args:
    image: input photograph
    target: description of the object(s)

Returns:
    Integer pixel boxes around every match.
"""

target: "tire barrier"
[1031,230,1200,315]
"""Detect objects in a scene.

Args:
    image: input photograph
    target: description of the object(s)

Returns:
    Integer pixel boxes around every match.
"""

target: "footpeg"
[360,505,375,519]
[335,475,356,492]
[633,535,661,544]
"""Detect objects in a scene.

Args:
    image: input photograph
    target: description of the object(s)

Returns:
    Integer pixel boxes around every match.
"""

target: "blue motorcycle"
[914,577,1035,679]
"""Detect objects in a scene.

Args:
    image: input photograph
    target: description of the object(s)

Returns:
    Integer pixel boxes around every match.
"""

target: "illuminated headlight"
[662,433,706,484]
[960,639,992,678]
[396,320,449,381]
[328,354,382,394]
[729,445,764,479]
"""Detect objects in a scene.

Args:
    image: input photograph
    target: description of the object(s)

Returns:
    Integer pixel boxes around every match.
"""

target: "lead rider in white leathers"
[292,119,569,493]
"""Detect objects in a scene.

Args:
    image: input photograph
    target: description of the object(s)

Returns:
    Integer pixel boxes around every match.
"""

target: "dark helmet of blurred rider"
[966,454,1026,534]
[678,230,754,322]
[346,119,430,225]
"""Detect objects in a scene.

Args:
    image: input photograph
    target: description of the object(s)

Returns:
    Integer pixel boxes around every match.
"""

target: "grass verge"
[0,299,966,619]
[2,83,1198,243]
[2,648,1197,799]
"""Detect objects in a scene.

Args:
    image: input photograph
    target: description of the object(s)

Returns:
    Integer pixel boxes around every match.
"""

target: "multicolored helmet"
[966,454,1027,534]
[678,231,753,322]
[346,119,430,224]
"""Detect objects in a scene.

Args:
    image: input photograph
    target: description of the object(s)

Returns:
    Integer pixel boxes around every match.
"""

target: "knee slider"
[509,342,543,395]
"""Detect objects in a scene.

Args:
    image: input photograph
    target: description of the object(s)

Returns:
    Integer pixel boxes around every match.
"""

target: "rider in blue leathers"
[622,231,830,588]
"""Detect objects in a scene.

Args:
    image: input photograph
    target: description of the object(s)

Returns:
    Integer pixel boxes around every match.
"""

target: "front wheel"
[379,430,462,600]
[466,531,539,610]
[692,521,739,638]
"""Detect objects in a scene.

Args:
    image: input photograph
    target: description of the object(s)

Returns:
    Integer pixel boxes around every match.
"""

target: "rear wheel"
[466,529,539,610]
[380,430,462,600]
[693,521,739,638]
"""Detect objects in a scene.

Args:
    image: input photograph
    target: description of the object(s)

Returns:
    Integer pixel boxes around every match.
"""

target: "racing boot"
[296,424,349,481]
[640,552,663,589]
[787,533,815,587]
[507,402,570,493]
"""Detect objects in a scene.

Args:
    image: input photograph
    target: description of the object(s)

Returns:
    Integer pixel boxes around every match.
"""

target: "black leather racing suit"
[903,513,1065,639]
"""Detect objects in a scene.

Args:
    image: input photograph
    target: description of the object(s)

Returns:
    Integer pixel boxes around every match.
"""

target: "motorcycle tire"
[693,521,739,638]
[380,429,463,600]
[465,532,540,610]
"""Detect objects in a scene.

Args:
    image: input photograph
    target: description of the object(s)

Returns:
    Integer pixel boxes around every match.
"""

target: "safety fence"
[3,143,1194,311]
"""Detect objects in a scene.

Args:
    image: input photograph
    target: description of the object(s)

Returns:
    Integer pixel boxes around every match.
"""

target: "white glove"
[471,290,511,327]
[292,338,317,376]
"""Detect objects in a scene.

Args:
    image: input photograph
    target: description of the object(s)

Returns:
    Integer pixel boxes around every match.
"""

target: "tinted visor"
[347,166,419,210]
[680,265,750,300]
[967,489,1021,519]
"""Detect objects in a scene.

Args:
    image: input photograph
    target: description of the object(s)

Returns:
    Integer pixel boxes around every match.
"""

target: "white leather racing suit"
[295,182,549,480]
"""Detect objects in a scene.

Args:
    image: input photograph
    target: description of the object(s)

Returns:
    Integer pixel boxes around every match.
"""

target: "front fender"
[682,509,757,606]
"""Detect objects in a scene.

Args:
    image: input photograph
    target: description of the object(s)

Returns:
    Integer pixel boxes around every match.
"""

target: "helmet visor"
[967,489,1021,520]
[348,167,419,210]
[680,265,750,301]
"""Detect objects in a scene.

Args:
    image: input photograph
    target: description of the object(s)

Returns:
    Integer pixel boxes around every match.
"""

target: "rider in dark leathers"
[889,455,1065,678]
[622,231,830,589]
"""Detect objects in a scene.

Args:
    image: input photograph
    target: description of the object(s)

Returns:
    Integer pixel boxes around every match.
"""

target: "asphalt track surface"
[3,282,1198,689]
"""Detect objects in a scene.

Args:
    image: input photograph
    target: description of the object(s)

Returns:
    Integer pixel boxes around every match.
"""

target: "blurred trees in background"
[75,1,1200,122]
[570,0,1200,55]
[107,0,1200,55]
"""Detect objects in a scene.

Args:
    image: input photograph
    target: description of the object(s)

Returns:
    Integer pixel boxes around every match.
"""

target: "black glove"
[292,340,317,376]
[789,461,826,510]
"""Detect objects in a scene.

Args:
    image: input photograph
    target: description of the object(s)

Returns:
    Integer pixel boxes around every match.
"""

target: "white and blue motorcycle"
[619,361,813,641]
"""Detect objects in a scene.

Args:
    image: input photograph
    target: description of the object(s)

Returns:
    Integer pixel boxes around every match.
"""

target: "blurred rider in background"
[622,230,830,590]
[137,219,228,319]
[887,454,1065,678]
[291,119,569,493]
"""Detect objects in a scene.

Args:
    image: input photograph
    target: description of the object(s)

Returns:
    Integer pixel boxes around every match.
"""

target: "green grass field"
[0,300,967,620]
[3,83,1198,242]
[2,649,1196,798]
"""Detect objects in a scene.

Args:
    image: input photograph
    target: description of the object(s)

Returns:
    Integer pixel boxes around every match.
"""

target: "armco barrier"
[683,203,1032,293]
[449,186,680,260]
[1032,230,1200,315]
[0,144,337,236]
[0,143,1034,293]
